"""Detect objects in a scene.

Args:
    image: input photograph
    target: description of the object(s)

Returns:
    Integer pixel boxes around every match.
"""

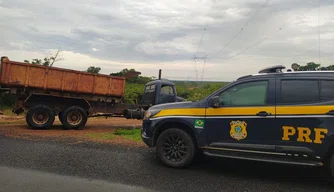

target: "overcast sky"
[1,0,334,81]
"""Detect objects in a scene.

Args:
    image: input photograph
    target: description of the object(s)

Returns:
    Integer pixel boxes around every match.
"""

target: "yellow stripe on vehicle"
[153,105,334,118]
[276,105,334,115]
[153,108,205,117]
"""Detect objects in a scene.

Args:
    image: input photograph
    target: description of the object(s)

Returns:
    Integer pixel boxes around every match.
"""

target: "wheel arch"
[324,135,334,158]
[24,94,90,114]
[153,118,198,147]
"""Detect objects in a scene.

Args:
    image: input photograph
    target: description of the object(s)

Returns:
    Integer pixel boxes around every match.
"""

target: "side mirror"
[210,96,221,108]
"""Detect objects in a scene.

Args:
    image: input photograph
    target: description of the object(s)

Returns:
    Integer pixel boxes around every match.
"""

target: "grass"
[114,128,142,142]
[86,133,115,140]
[2,109,16,116]
[0,120,25,125]
[85,128,142,142]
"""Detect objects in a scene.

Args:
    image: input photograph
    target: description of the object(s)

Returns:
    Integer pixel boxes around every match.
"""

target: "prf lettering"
[282,126,328,144]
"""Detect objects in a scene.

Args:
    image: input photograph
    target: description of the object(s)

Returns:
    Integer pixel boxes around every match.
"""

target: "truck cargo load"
[0,56,126,97]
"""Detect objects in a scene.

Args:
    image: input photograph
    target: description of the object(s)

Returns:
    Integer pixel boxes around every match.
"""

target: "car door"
[204,78,277,152]
[274,77,334,158]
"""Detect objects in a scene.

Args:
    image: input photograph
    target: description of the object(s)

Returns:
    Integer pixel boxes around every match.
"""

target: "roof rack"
[258,65,286,74]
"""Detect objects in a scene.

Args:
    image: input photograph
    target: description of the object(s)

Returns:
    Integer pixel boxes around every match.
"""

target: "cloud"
[1,0,334,81]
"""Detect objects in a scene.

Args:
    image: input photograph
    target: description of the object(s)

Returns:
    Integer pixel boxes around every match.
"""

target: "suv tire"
[329,153,334,178]
[156,128,196,168]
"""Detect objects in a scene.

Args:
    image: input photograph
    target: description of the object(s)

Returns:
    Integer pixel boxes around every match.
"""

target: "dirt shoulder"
[0,116,146,147]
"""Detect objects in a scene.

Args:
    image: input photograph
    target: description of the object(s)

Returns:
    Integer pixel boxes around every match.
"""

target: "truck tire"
[156,128,195,168]
[61,106,87,130]
[26,105,55,130]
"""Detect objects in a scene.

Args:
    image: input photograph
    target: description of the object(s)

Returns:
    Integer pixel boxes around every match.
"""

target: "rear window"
[144,85,155,93]
[280,80,319,104]
[320,80,334,101]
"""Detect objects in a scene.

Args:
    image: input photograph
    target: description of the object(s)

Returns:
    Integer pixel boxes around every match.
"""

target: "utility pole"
[192,55,207,83]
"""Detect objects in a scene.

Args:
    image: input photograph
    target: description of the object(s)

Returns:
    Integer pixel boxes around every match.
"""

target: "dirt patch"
[0,115,25,125]
[0,114,25,120]
[0,116,146,147]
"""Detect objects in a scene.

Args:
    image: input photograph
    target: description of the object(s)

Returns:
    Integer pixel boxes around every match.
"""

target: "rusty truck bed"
[0,57,126,97]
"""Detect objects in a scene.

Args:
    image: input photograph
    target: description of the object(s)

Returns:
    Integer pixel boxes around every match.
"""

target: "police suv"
[141,65,334,177]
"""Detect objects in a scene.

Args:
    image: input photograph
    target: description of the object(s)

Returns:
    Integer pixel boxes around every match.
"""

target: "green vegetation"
[123,80,229,104]
[114,68,230,104]
[0,95,17,114]
[0,120,25,125]
[85,129,142,142]
[86,66,101,74]
[114,128,142,142]
[292,62,334,71]
[2,109,15,116]
[23,48,62,67]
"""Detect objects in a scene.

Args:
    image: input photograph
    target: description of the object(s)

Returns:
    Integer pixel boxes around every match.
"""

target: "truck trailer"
[0,56,185,130]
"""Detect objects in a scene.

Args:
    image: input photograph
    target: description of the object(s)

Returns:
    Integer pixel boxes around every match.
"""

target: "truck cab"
[123,79,186,119]
[141,79,186,109]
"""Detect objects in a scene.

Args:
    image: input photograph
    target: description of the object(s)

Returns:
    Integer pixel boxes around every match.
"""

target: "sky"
[1,0,334,81]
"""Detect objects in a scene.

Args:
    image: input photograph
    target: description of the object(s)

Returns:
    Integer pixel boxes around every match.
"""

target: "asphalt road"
[0,135,333,192]
[0,166,155,192]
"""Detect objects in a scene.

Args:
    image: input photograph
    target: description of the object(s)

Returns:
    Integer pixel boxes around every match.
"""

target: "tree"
[319,65,334,70]
[110,68,136,76]
[86,66,101,74]
[24,47,63,67]
[297,62,321,71]
[293,62,334,71]
[110,68,153,84]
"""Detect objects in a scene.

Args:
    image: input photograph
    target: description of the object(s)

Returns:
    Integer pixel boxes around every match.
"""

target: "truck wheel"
[156,128,195,168]
[26,105,55,130]
[61,106,87,130]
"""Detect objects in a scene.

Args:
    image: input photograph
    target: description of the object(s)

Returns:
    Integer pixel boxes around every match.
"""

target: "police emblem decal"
[230,120,247,140]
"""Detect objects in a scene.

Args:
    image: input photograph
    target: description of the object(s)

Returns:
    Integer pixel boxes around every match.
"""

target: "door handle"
[326,110,334,115]
[256,111,271,116]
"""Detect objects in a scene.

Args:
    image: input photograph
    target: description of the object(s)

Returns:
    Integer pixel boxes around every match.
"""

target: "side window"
[320,80,334,101]
[280,80,319,104]
[218,81,268,106]
[161,85,174,95]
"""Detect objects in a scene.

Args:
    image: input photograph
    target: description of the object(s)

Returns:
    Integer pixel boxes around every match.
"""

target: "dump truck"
[0,56,185,130]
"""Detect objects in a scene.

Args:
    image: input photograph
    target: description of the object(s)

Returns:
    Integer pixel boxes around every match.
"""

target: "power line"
[193,0,217,57]
[209,1,318,62]
[226,27,283,60]
[227,36,269,59]
[318,0,321,64]
[208,0,273,59]
[193,0,218,82]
